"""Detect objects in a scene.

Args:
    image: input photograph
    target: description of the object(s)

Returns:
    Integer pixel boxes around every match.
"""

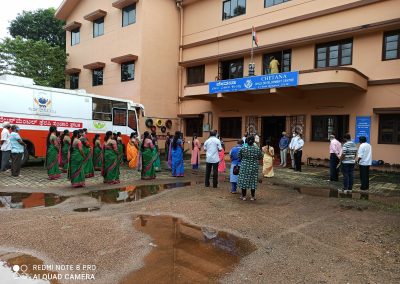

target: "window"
[71,28,80,46]
[187,65,205,85]
[219,58,244,80]
[383,30,399,60]
[220,117,242,138]
[379,114,400,144]
[93,17,104,37]
[92,98,112,121]
[265,0,291,7]
[128,110,138,131]
[185,118,203,137]
[92,68,103,86]
[121,61,135,82]
[113,109,127,126]
[263,50,291,74]
[316,39,352,68]
[223,0,246,20]
[69,73,79,89]
[311,115,349,142]
[122,4,136,27]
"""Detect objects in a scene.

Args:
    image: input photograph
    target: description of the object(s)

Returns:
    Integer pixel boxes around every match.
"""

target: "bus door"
[112,108,128,136]
[128,109,138,135]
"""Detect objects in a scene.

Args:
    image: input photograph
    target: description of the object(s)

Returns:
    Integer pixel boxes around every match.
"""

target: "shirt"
[293,136,304,151]
[10,132,24,153]
[204,136,222,163]
[342,141,357,164]
[1,128,11,151]
[289,136,298,150]
[279,136,289,149]
[358,142,372,166]
[329,138,342,157]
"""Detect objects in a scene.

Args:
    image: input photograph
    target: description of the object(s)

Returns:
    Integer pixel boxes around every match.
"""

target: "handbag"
[233,165,240,175]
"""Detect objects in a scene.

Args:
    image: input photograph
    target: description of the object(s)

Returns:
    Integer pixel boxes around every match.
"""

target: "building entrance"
[261,116,286,152]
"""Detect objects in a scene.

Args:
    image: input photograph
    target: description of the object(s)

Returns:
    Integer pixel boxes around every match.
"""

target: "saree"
[141,145,156,180]
[61,136,70,173]
[218,150,226,173]
[118,141,124,166]
[69,139,85,188]
[93,140,103,171]
[171,139,184,177]
[262,146,275,177]
[46,134,61,180]
[102,141,120,184]
[167,142,173,169]
[81,138,94,178]
[190,139,201,170]
[127,139,139,169]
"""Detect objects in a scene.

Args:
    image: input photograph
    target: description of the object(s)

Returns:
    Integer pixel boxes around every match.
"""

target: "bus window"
[128,110,137,131]
[113,109,127,126]
[112,101,127,109]
[93,98,112,121]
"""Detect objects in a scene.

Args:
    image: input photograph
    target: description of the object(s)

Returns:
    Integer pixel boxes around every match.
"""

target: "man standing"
[269,56,280,74]
[289,131,297,169]
[340,133,357,193]
[329,133,342,181]
[10,125,26,177]
[357,136,372,191]
[204,130,222,188]
[1,121,12,171]
[279,132,289,167]
[293,132,304,172]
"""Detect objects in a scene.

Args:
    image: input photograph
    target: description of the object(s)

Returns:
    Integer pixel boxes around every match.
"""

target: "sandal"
[250,197,256,201]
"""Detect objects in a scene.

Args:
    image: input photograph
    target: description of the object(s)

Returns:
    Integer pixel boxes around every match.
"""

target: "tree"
[0,37,67,88]
[8,8,65,47]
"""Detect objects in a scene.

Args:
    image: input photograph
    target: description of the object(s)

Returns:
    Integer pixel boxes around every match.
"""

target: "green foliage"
[0,37,67,88]
[8,8,65,47]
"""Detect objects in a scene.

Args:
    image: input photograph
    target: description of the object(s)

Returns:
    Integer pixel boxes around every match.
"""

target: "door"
[261,116,286,152]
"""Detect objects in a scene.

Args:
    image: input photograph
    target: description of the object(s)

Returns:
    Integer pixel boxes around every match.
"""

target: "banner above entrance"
[209,71,299,94]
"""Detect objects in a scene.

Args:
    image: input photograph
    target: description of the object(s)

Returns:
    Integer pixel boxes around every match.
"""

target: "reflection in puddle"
[120,215,256,283]
[88,182,192,204]
[73,207,100,212]
[0,252,59,283]
[292,187,400,206]
[0,193,67,209]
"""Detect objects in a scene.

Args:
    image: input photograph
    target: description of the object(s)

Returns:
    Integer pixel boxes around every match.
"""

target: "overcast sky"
[0,0,63,40]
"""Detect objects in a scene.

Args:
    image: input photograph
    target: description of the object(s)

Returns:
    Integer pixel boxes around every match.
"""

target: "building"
[56,0,400,164]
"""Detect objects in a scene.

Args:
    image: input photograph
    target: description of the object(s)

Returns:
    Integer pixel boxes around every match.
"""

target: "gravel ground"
[0,175,399,283]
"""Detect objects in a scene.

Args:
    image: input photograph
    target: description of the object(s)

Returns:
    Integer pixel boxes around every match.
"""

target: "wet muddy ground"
[0,175,399,283]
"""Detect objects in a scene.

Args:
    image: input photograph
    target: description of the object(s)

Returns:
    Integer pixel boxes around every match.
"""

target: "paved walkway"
[0,160,399,194]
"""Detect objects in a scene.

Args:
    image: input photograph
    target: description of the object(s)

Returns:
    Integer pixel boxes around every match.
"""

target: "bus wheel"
[21,147,29,166]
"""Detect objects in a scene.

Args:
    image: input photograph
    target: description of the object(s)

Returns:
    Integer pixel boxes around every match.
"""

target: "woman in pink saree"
[190,134,201,170]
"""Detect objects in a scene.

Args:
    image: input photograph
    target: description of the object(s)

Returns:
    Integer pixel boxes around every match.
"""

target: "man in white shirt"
[1,121,12,171]
[357,136,372,191]
[204,130,222,188]
[293,132,304,172]
[289,131,297,169]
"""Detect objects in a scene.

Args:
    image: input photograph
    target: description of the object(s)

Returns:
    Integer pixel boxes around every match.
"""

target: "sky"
[0,0,63,40]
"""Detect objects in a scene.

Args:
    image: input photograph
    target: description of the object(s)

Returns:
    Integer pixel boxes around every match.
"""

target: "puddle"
[292,187,400,206]
[0,252,59,283]
[73,207,100,212]
[0,192,67,209]
[87,182,192,204]
[120,215,256,283]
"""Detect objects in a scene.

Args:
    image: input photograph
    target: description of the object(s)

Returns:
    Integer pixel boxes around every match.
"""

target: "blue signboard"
[209,71,299,94]
[355,116,371,143]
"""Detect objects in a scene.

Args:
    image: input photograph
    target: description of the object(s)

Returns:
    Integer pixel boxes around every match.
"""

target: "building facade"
[57,0,400,164]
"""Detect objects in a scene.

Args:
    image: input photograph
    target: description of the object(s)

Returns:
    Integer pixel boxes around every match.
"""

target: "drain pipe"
[176,0,184,131]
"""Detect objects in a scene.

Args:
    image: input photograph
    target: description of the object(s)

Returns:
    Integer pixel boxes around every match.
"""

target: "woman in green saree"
[80,129,94,178]
[60,130,70,173]
[93,134,102,171]
[46,126,61,180]
[141,131,157,180]
[69,130,86,188]
[102,131,120,184]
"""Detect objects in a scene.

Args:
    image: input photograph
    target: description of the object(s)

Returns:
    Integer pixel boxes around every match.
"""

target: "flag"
[252,26,259,47]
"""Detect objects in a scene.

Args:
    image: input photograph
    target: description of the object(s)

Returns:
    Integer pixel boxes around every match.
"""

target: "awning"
[84,9,107,21]
[111,54,138,64]
[63,21,82,31]
[83,62,106,70]
[373,107,400,114]
[65,68,81,75]
[177,114,204,118]
[112,0,139,9]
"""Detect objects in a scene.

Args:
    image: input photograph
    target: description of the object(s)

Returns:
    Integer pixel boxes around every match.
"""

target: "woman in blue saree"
[171,131,184,177]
